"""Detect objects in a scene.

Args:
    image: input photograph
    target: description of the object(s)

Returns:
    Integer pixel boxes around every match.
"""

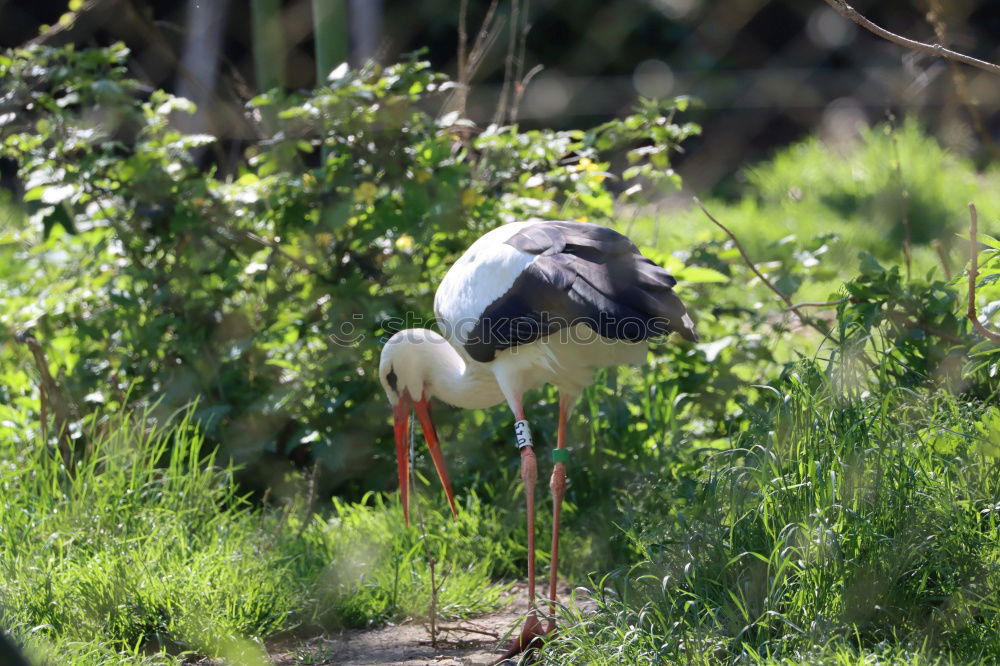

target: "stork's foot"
[492,612,553,664]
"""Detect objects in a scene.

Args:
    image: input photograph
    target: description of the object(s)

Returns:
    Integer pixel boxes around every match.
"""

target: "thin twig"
[15,332,77,467]
[784,299,848,311]
[454,0,470,119]
[512,63,543,124]
[295,461,321,539]
[466,0,503,78]
[822,0,1000,76]
[436,624,501,639]
[966,202,1000,344]
[493,0,521,127]
[457,0,468,95]
[443,0,502,119]
[695,197,839,346]
[932,239,953,280]
[509,0,532,123]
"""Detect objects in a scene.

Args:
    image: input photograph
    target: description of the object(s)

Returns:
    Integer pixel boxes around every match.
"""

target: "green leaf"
[677,266,729,284]
[976,234,1000,251]
[858,251,885,274]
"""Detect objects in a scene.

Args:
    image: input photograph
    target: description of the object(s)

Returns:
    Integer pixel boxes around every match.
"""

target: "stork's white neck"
[433,346,505,409]
[392,329,506,410]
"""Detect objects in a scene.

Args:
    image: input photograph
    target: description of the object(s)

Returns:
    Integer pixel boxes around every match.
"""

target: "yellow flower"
[575,216,589,223]
[354,181,378,203]
[460,189,485,207]
[577,157,594,171]
[394,234,414,251]
[413,169,431,183]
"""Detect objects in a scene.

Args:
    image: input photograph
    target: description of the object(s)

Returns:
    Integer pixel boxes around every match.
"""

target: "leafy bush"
[0,43,698,499]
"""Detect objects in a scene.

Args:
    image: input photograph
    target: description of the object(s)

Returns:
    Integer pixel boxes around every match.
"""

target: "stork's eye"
[386,366,398,394]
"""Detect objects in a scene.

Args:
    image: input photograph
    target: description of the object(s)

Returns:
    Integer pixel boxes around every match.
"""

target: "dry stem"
[445,0,502,119]
[822,0,1000,76]
[493,0,521,127]
[694,197,839,346]
[15,332,77,467]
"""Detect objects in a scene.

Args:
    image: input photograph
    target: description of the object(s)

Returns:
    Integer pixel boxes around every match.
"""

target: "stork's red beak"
[392,392,458,526]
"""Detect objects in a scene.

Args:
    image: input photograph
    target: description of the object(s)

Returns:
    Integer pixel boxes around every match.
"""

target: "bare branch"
[695,198,792,309]
[509,0,532,123]
[822,0,1000,76]
[966,202,1000,344]
[932,239,952,280]
[511,62,543,123]
[457,0,468,91]
[435,624,501,639]
[493,0,521,127]
[784,300,848,311]
[16,332,77,466]
[695,198,840,347]
[442,0,502,120]
[467,0,502,76]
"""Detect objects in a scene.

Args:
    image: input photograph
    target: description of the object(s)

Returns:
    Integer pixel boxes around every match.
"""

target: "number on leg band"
[514,419,533,449]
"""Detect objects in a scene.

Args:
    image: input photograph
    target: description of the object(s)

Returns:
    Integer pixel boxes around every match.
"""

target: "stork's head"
[378,329,457,525]
[378,329,434,407]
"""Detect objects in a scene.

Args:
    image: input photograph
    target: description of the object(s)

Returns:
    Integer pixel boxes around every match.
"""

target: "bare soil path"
[268,583,588,666]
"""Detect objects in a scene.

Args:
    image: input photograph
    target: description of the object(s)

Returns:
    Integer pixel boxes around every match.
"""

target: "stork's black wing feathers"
[463,221,698,363]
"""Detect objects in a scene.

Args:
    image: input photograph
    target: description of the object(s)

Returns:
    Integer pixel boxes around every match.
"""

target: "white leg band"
[514,419,533,449]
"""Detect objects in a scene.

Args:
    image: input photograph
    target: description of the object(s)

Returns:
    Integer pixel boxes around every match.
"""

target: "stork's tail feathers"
[632,259,699,343]
[657,290,699,343]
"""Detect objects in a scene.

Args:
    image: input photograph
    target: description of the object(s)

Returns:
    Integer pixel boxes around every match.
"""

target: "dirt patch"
[268,583,592,666]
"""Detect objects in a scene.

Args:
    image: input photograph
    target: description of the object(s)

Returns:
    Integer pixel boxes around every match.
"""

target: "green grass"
[8,381,1000,664]
[0,410,513,664]
[539,374,1000,664]
[630,119,1000,305]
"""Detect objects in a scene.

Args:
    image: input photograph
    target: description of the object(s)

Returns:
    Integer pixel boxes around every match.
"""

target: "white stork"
[378,219,697,659]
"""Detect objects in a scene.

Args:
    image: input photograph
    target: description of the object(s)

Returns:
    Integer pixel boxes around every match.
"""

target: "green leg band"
[552,448,570,463]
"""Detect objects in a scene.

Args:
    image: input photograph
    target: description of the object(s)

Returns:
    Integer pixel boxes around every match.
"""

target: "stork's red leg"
[520,441,537,605]
[516,403,543,635]
[492,398,545,664]
[546,393,571,631]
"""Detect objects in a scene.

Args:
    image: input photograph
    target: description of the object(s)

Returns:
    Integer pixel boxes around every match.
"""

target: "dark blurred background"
[3,0,999,196]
